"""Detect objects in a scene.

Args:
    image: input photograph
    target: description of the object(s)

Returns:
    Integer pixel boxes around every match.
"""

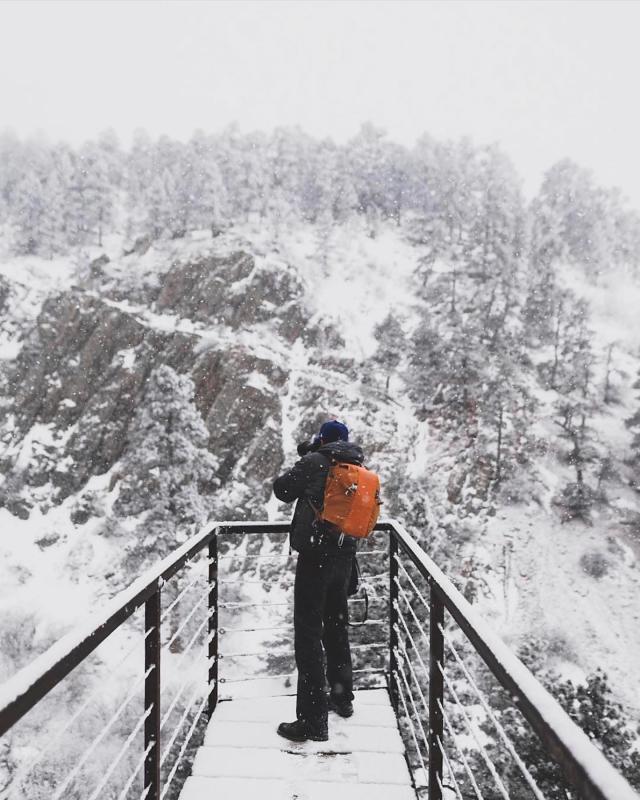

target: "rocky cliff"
[0,247,325,522]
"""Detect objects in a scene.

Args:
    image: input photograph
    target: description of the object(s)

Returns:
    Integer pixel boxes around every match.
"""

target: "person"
[272,419,363,742]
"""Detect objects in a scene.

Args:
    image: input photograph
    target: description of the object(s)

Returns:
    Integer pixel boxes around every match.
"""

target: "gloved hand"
[297,438,321,457]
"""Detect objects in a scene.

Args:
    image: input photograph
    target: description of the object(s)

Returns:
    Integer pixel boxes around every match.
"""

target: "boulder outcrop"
[0,250,306,514]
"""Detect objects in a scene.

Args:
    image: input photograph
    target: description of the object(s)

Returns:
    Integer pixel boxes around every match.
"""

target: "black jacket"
[273,440,365,554]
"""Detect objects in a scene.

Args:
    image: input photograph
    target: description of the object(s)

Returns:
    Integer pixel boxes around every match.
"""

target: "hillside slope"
[1,220,640,795]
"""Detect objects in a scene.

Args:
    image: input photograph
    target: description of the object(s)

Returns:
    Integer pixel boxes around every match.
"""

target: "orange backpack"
[317,462,382,538]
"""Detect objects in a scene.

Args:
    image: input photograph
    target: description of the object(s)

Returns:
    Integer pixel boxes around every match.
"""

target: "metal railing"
[381,519,639,800]
[0,524,223,800]
[0,519,638,800]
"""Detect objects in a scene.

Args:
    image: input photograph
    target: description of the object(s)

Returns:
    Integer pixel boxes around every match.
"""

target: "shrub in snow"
[580,549,610,579]
[34,531,60,549]
[0,609,40,677]
[552,670,640,789]
[466,643,640,798]
[69,491,105,525]
[553,481,597,524]
[620,511,640,536]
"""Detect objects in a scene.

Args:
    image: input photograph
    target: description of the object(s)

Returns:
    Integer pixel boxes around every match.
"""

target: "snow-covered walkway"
[179,688,416,800]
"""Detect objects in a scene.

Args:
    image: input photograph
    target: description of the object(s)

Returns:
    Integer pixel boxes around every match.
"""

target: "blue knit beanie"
[318,420,349,444]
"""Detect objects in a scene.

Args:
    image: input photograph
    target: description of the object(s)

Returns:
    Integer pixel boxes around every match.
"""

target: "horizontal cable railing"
[0,520,388,799]
[379,518,640,800]
[0,518,638,800]
[0,524,221,800]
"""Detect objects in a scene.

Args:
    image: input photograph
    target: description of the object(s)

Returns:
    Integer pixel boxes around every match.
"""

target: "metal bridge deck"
[179,688,416,800]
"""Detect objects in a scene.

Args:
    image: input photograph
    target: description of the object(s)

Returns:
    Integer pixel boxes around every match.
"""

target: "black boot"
[277,719,328,742]
[328,695,354,718]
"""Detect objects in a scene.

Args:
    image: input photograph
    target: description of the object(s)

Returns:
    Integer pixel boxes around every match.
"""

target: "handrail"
[0,520,293,737]
[0,522,218,737]
[0,518,637,800]
[378,518,640,800]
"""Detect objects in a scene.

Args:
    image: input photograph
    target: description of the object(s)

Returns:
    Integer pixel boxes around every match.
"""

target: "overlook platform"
[1,520,638,800]
[180,688,415,800]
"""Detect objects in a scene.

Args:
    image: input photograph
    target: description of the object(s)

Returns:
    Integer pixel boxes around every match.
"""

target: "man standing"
[273,419,362,742]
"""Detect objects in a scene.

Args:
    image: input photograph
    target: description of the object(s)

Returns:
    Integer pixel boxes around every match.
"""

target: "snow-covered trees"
[187,134,229,235]
[531,159,637,283]
[1,125,639,526]
[114,365,218,562]
[146,169,175,241]
[471,145,526,286]
[6,137,115,254]
[12,171,47,255]
[1,126,639,283]
[470,648,640,798]
[67,143,115,247]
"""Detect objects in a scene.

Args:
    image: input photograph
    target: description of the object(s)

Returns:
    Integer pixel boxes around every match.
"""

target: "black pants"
[294,549,354,731]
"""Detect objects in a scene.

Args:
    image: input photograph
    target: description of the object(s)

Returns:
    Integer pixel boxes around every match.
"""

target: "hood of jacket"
[318,440,364,465]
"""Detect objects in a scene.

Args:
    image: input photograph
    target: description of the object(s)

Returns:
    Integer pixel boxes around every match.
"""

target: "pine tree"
[471,145,525,283]
[616,208,640,278]
[39,171,66,258]
[49,143,75,246]
[0,131,24,214]
[305,142,338,224]
[188,136,229,235]
[534,159,620,282]
[266,126,311,223]
[145,169,174,240]
[332,169,359,224]
[114,365,219,559]
[346,123,389,233]
[126,128,155,232]
[439,137,480,257]
[525,170,573,341]
[626,370,640,492]
[85,144,115,246]
[97,128,125,188]
[408,318,447,407]
[479,340,529,484]
[12,171,46,254]
[234,131,269,221]
[407,135,447,268]
[552,298,600,520]
[373,314,404,392]
[66,143,114,246]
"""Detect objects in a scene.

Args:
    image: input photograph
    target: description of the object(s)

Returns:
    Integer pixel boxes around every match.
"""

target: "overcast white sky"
[1,0,640,205]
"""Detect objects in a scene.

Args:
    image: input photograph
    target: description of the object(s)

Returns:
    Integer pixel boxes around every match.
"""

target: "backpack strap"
[306,452,335,522]
[307,495,346,547]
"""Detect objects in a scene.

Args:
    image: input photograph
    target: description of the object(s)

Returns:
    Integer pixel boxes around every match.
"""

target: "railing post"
[144,584,161,800]
[208,532,219,716]
[429,584,445,800]
[389,532,399,711]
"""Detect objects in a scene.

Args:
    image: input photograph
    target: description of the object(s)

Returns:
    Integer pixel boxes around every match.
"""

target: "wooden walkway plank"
[180,776,417,800]
[214,694,397,728]
[180,689,416,800]
[203,719,405,753]
[192,745,411,784]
